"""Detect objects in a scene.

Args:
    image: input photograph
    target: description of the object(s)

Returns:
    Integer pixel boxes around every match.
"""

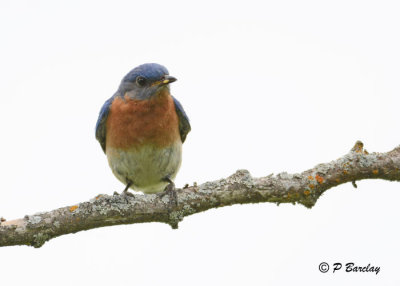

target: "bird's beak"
[161,75,177,85]
[151,75,178,87]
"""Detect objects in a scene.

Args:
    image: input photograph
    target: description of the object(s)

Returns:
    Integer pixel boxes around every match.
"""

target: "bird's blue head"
[118,63,177,100]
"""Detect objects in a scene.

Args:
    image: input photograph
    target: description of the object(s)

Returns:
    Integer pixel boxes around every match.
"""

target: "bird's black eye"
[136,76,146,87]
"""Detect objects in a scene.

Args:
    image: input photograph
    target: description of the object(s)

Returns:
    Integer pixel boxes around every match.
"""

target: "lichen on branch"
[1,141,400,248]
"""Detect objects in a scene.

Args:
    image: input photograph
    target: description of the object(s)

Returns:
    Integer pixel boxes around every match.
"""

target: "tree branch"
[1,141,400,248]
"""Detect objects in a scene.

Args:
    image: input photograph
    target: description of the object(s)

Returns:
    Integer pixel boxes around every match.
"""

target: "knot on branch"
[226,169,254,188]
[32,233,50,248]
[351,140,368,154]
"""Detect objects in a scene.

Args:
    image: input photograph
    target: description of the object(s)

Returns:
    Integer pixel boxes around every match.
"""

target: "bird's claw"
[158,181,178,208]
[122,189,135,198]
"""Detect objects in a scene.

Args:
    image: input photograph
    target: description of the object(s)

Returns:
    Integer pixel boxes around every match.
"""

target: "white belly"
[106,141,182,194]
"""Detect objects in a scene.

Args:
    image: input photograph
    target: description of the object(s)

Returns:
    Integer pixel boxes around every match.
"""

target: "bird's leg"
[159,177,178,207]
[121,181,135,197]
[123,182,132,193]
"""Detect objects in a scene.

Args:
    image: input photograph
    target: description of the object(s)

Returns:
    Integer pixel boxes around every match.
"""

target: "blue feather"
[172,96,191,143]
[122,63,169,83]
[95,96,114,153]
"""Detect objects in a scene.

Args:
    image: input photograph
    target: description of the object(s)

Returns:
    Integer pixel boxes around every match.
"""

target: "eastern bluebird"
[95,63,191,194]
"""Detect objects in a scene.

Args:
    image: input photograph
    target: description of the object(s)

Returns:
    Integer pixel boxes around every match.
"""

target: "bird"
[95,63,191,195]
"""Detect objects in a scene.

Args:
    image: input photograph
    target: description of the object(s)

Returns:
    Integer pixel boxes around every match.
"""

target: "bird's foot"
[120,181,135,197]
[158,178,178,208]
[122,189,135,198]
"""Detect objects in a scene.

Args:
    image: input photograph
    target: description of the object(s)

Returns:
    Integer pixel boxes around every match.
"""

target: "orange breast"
[106,90,180,150]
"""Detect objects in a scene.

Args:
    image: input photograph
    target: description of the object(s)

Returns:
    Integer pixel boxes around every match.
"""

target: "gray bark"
[1,141,399,248]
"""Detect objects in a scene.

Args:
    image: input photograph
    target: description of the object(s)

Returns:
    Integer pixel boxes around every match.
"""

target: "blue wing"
[95,96,114,153]
[172,96,191,143]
